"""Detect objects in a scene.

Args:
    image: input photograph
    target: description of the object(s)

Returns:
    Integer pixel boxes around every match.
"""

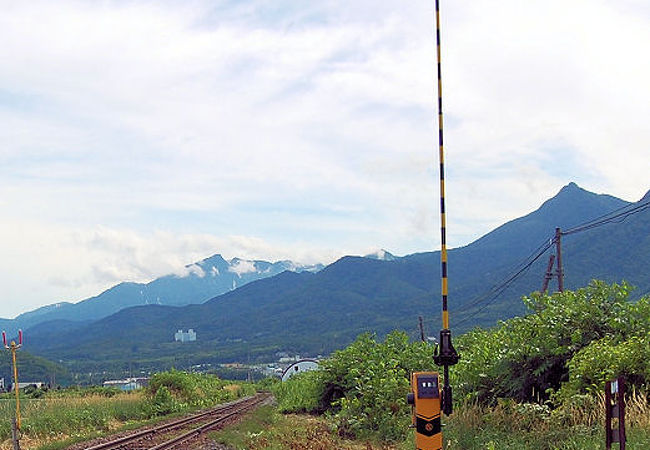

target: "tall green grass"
[1,393,146,443]
[0,371,255,450]
[442,392,650,450]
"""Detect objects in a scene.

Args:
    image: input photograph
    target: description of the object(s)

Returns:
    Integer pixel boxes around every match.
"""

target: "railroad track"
[74,393,270,450]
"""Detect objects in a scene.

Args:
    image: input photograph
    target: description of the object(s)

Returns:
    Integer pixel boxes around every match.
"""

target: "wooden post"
[418,316,426,342]
[606,380,612,450]
[11,418,21,450]
[618,378,626,450]
[3,330,23,449]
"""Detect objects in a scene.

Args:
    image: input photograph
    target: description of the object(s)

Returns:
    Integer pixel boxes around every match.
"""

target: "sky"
[1,0,649,319]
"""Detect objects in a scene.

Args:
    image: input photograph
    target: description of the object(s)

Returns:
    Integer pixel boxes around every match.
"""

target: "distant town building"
[103,377,149,391]
[17,382,46,390]
[174,329,197,342]
[278,355,301,363]
[0,377,4,391]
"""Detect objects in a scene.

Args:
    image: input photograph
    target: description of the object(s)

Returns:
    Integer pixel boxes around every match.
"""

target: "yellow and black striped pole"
[432,0,459,417]
[435,0,449,332]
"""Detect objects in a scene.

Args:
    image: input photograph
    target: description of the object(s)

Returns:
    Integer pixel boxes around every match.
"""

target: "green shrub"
[273,370,324,413]
[273,281,649,445]
[453,281,650,404]
[255,376,280,392]
[274,331,435,442]
[150,385,178,415]
[146,369,254,413]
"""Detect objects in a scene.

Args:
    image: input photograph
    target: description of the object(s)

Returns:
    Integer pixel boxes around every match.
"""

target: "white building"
[174,329,197,342]
[17,382,46,390]
[0,377,4,390]
[103,377,148,391]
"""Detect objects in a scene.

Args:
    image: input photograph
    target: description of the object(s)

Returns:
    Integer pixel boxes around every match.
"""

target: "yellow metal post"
[11,341,21,430]
[3,330,22,433]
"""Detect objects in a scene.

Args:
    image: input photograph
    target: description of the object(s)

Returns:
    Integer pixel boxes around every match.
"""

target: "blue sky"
[1,0,649,318]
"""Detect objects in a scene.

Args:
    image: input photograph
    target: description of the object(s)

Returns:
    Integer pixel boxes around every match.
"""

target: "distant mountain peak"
[197,254,228,267]
[556,181,587,196]
[538,182,624,214]
[364,249,397,261]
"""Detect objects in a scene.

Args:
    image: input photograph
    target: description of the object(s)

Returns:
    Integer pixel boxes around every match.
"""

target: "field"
[0,371,254,450]
[0,392,147,450]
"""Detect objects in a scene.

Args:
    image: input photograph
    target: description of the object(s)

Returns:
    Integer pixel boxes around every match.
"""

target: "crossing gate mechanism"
[407,372,442,450]
[408,1,460,447]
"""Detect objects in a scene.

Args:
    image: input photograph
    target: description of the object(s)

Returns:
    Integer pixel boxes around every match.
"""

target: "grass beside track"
[441,395,650,450]
[212,397,650,450]
[0,371,255,450]
[0,393,148,450]
[211,405,406,449]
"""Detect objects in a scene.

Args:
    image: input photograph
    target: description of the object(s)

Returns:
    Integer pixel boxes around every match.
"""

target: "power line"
[453,239,554,312]
[452,240,554,328]
[415,238,555,329]
[562,200,650,236]
[416,198,650,330]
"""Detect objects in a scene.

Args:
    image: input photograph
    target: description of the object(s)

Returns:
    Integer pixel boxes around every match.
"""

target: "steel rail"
[149,394,268,450]
[83,393,268,450]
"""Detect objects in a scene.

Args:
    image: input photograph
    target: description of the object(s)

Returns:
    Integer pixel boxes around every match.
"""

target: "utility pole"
[3,330,23,450]
[555,227,564,292]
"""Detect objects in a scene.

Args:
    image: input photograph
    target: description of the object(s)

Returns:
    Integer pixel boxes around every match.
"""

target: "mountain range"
[5,182,650,376]
[1,256,323,336]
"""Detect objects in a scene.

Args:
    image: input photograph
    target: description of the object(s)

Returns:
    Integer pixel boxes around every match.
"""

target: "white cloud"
[0,220,344,318]
[179,264,206,278]
[228,259,258,277]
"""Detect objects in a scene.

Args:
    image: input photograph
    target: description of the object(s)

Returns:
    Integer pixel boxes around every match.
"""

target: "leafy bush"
[561,335,650,397]
[273,281,649,445]
[150,385,178,415]
[24,384,47,398]
[255,376,280,392]
[46,385,121,398]
[146,369,254,415]
[273,370,325,413]
[275,331,435,441]
[453,281,650,404]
